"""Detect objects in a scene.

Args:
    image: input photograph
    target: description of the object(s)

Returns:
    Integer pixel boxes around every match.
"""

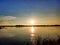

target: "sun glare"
[30,20,35,25]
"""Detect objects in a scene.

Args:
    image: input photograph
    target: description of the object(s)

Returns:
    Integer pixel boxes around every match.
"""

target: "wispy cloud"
[0,16,16,21]
[0,16,16,25]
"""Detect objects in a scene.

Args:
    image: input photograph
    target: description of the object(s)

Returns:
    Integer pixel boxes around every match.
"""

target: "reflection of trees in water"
[0,36,60,45]
[30,34,37,45]
[25,36,60,45]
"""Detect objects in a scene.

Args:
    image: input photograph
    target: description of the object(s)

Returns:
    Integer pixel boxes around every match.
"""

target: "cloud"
[0,16,16,25]
[0,16,16,21]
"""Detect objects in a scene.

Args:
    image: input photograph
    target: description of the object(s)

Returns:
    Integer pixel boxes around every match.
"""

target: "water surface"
[0,27,60,40]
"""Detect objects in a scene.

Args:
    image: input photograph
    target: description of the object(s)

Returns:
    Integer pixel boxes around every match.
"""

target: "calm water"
[0,27,60,41]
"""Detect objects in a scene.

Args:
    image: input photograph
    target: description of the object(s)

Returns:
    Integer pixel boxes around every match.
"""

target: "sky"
[0,0,60,25]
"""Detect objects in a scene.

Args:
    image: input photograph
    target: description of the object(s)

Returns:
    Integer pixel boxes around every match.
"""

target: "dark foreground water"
[0,27,60,45]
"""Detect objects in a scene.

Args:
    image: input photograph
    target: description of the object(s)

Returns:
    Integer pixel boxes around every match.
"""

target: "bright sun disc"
[30,20,35,25]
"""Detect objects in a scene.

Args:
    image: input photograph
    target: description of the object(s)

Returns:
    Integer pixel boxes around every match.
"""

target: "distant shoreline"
[0,25,60,27]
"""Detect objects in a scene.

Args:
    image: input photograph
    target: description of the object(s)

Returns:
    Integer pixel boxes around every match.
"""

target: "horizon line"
[0,24,60,27]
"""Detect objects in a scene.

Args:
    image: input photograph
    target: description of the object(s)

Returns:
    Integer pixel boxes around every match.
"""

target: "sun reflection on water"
[31,27,35,33]
[30,27,37,45]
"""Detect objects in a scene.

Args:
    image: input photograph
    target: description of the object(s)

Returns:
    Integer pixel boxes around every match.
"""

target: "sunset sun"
[30,20,35,25]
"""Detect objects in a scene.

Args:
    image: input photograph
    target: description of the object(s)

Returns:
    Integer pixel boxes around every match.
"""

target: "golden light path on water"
[30,26,36,45]
[31,27,35,41]
[30,20,37,45]
[31,27,35,33]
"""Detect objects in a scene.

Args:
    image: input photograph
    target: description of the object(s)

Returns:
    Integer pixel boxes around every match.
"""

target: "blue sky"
[0,0,60,25]
[0,0,59,15]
